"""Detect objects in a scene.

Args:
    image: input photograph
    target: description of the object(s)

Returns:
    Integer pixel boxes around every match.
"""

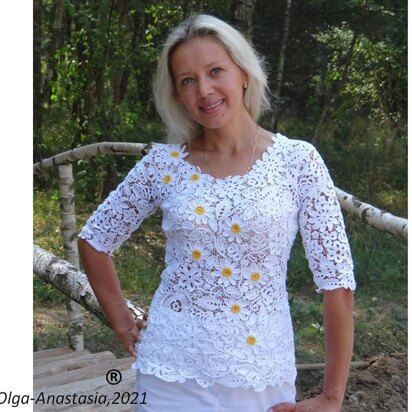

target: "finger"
[268,402,296,412]
[135,319,147,329]
[127,341,137,357]
[127,327,141,342]
[143,313,148,320]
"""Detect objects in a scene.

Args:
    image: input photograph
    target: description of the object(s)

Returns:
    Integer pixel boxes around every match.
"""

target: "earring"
[243,80,248,89]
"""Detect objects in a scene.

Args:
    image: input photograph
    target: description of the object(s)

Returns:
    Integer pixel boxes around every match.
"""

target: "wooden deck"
[33,347,136,411]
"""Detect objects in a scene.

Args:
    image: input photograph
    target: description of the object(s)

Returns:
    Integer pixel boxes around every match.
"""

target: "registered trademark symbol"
[106,369,122,385]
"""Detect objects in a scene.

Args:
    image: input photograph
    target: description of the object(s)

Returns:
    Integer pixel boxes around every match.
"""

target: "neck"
[200,115,258,154]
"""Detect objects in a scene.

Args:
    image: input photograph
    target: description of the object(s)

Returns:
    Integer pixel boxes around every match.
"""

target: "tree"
[232,0,257,39]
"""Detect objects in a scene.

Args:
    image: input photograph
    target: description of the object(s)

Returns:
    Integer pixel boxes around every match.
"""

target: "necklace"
[202,125,260,179]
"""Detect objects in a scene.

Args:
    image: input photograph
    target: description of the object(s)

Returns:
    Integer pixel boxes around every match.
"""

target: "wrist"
[111,315,137,339]
[321,389,344,406]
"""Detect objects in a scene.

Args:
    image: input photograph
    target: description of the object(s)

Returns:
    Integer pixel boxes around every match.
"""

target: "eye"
[181,77,194,86]
[211,67,223,75]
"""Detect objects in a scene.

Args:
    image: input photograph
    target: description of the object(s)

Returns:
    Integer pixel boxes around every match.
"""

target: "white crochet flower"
[221,216,250,243]
[185,200,213,225]
[211,260,240,288]
[224,298,249,322]
[164,145,187,166]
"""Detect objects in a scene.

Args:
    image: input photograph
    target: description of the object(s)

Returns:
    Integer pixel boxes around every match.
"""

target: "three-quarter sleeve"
[78,148,161,256]
[297,143,356,292]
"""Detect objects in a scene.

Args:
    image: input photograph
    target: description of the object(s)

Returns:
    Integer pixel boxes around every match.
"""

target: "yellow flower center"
[170,151,180,158]
[163,175,172,184]
[231,224,241,234]
[246,335,256,346]
[222,267,233,277]
[191,249,202,260]
[250,272,260,282]
[230,304,240,314]
[190,174,200,181]
[195,206,205,215]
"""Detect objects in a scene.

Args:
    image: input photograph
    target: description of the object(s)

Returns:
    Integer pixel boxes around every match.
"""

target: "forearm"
[322,288,354,405]
[78,238,135,336]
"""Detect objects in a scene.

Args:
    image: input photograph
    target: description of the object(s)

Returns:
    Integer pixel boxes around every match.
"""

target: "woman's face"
[170,36,248,131]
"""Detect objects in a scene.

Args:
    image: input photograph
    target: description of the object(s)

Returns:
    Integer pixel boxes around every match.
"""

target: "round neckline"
[179,134,278,183]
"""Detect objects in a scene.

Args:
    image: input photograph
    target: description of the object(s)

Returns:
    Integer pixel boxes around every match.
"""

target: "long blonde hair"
[153,14,271,144]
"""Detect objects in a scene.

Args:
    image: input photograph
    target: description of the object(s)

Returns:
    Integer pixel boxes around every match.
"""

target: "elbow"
[324,288,355,310]
[77,237,87,254]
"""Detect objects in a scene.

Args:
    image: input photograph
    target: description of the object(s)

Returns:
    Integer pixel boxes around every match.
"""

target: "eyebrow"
[174,60,227,79]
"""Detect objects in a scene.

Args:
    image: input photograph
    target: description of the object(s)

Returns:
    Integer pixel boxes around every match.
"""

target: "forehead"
[170,36,235,74]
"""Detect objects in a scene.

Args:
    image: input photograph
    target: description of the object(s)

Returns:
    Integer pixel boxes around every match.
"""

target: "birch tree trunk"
[335,188,407,239]
[269,0,292,132]
[232,0,256,39]
[58,164,84,350]
[33,245,146,325]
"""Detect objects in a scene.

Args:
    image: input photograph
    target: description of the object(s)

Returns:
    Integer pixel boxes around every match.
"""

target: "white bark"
[33,244,146,325]
[335,188,407,239]
[58,164,84,351]
[33,142,149,174]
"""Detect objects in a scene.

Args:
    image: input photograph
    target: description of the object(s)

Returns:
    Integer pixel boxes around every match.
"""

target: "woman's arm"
[269,287,354,412]
[78,238,142,356]
[322,287,354,404]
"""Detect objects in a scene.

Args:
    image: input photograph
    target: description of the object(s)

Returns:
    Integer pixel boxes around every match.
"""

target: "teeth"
[202,100,223,110]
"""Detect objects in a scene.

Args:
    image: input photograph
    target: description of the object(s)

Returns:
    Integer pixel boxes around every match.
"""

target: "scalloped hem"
[131,362,296,392]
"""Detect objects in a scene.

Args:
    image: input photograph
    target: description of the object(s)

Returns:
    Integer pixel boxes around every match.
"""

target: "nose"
[197,77,213,98]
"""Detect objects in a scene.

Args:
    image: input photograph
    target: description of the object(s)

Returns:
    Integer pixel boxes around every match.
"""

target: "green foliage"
[34,0,407,361]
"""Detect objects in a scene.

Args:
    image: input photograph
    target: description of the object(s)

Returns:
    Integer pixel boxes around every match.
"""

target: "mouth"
[199,99,224,114]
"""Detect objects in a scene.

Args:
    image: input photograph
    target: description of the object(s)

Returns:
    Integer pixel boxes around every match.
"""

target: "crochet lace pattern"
[79,133,355,391]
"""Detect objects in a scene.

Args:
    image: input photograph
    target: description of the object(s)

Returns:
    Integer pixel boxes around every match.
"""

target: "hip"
[134,371,296,412]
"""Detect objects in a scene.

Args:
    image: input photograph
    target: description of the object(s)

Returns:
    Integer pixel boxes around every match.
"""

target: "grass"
[33,189,407,363]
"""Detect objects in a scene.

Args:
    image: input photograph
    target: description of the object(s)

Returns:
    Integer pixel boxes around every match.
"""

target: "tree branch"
[33,244,146,326]
[33,142,149,174]
[335,188,407,239]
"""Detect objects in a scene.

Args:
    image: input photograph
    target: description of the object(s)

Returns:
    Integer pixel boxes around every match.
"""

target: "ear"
[242,71,249,90]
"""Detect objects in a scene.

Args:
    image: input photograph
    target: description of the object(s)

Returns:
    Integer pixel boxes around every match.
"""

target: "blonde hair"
[153,14,271,144]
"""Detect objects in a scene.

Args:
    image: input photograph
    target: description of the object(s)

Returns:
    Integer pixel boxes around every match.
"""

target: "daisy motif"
[242,263,267,287]
[164,145,187,166]
[185,199,212,225]
[190,173,201,182]
[162,173,173,185]
[236,328,265,356]
[185,243,210,266]
[224,298,249,322]
[221,216,250,243]
[211,261,239,287]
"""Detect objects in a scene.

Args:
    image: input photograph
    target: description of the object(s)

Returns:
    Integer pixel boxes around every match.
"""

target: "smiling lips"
[200,99,224,114]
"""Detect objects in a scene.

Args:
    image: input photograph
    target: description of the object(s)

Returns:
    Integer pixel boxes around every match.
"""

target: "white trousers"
[134,371,296,412]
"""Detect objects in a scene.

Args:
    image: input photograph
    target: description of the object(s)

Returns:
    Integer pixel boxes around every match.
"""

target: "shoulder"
[143,142,186,161]
[273,133,329,179]
[132,142,187,172]
[274,133,318,159]
[275,133,324,168]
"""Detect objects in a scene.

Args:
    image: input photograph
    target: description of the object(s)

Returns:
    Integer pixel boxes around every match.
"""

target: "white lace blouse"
[79,133,355,391]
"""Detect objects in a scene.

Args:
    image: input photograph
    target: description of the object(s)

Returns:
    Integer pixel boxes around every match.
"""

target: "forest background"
[33,0,407,367]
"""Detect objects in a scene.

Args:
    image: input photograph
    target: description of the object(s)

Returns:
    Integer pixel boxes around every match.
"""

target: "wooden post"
[58,163,84,351]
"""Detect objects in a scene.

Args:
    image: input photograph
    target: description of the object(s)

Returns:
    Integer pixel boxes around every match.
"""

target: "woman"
[78,14,355,412]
